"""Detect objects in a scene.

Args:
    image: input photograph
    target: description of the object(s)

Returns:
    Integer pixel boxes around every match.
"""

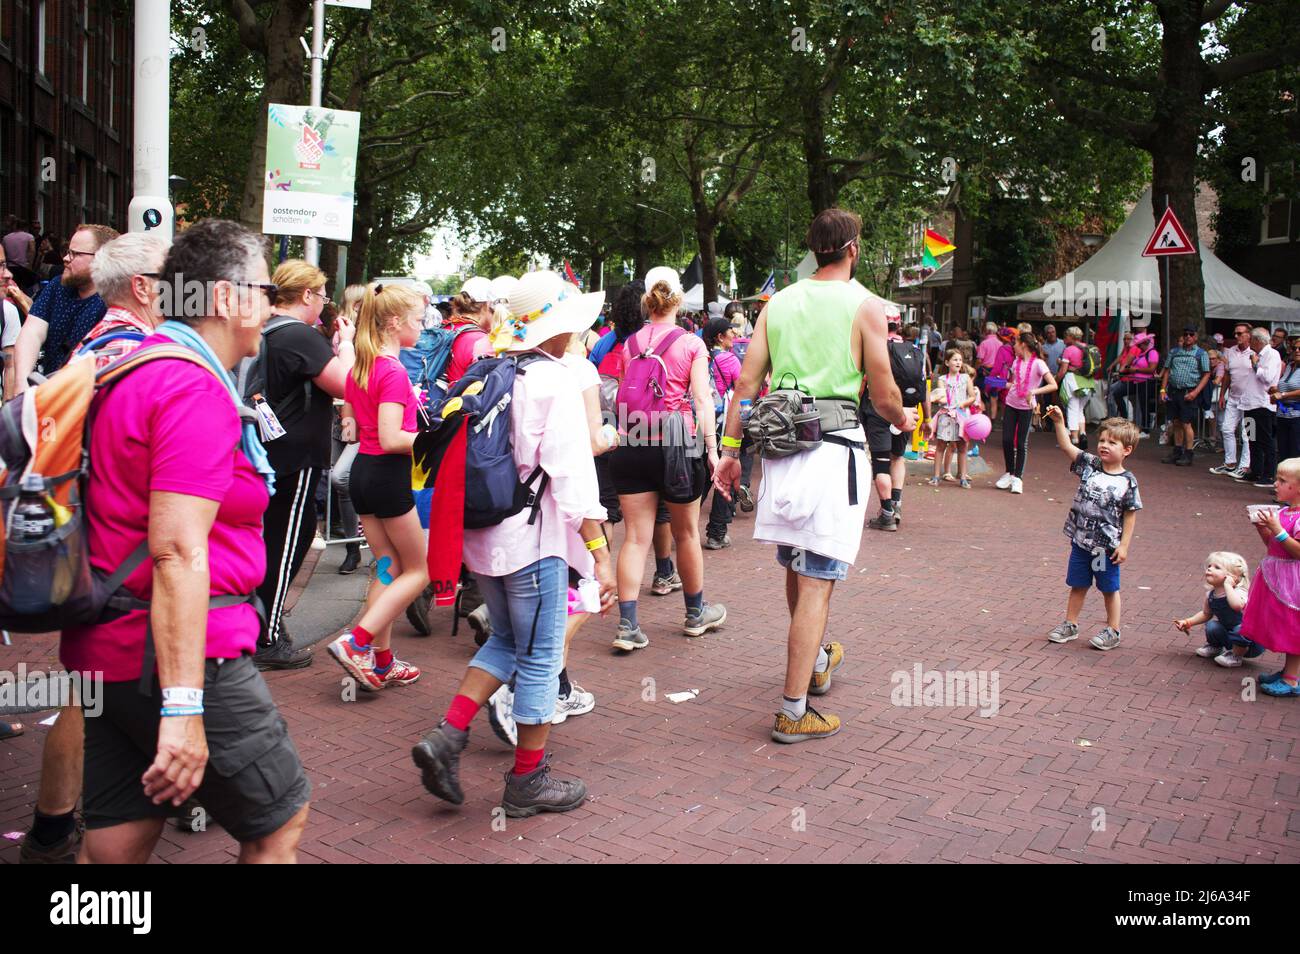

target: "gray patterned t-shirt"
[1063,452,1142,553]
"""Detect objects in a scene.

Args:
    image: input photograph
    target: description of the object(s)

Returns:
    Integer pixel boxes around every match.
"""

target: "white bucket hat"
[460,275,493,303]
[495,270,605,353]
[489,274,519,304]
[643,265,683,295]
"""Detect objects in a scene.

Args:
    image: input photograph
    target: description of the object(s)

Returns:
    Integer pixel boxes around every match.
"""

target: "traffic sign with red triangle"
[1141,206,1196,257]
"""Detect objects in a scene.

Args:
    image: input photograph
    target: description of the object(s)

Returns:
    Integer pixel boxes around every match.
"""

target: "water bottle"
[739,399,752,424]
[12,474,55,544]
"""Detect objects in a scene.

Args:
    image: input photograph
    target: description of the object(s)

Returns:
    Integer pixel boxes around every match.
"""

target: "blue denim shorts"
[776,545,849,582]
[468,556,567,725]
[1066,542,1120,593]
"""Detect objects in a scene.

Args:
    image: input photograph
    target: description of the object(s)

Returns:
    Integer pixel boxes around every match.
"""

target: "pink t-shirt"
[346,354,418,456]
[976,334,1001,369]
[709,348,742,396]
[1004,357,1049,411]
[446,320,493,385]
[61,341,269,681]
[622,323,708,434]
[1061,344,1084,372]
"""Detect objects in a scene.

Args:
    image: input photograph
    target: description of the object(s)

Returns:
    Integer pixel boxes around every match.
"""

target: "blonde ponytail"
[351,282,424,390]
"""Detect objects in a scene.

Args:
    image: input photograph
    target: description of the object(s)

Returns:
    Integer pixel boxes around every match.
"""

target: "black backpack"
[236,316,313,430]
[888,340,925,407]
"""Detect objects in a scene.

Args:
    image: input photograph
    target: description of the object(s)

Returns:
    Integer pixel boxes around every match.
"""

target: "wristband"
[585,535,608,552]
[721,435,743,449]
[162,687,204,707]
[1277,530,1291,543]
[160,706,204,718]
[721,447,741,459]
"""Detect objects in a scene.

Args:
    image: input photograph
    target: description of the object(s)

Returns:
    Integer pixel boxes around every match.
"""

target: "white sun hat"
[497,270,605,353]
[643,265,683,295]
[489,274,519,304]
[460,275,493,303]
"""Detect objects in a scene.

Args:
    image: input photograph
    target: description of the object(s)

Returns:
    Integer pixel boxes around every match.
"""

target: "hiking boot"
[253,635,313,671]
[411,721,469,805]
[1161,448,1182,464]
[18,816,83,864]
[487,685,518,747]
[868,511,898,532]
[1047,621,1079,644]
[467,603,492,647]
[651,570,682,595]
[1175,450,1193,467]
[808,641,844,696]
[892,501,902,525]
[1090,627,1122,651]
[704,534,731,550]
[327,632,382,690]
[736,484,755,513]
[683,602,727,637]
[771,705,841,744]
[500,755,587,818]
[611,620,649,651]
[405,584,433,636]
[338,543,361,575]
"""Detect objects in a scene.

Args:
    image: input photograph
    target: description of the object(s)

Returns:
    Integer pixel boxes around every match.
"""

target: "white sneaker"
[552,684,596,724]
[1214,651,1243,668]
[995,472,1014,490]
[311,533,327,551]
[1139,431,1150,439]
[1158,432,1169,445]
[487,685,518,746]
[1194,644,1220,658]
[1010,477,1023,494]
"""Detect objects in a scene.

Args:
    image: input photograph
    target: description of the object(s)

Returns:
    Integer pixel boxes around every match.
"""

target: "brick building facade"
[0,0,132,241]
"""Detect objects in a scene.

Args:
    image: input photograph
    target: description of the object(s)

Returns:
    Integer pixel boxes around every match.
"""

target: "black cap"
[1182,326,1198,335]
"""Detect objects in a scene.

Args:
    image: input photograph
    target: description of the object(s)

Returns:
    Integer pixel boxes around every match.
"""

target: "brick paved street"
[4,435,1300,863]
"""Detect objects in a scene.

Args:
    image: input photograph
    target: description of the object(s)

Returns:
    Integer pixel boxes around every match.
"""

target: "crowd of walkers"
[3,210,1299,866]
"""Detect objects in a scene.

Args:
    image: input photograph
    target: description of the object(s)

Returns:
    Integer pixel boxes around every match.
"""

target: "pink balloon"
[962,413,992,442]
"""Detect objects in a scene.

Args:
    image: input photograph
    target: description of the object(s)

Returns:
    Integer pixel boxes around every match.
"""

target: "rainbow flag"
[924,228,956,257]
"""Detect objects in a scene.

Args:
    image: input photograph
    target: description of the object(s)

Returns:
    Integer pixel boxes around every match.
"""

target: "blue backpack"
[399,324,485,414]
[417,351,548,530]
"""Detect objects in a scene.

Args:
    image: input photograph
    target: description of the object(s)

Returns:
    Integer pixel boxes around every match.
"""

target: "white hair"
[1066,325,1083,340]
[985,321,997,334]
[1251,327,1271,345]
[91,234,170,307]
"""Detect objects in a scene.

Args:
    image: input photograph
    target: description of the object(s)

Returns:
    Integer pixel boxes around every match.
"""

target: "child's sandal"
[959,478,972,489]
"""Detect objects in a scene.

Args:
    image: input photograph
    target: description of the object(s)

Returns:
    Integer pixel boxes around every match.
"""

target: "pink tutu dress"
[1242,507,1300,654]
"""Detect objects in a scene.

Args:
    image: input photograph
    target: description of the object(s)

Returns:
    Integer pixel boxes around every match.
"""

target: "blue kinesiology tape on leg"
[376,556,394,585]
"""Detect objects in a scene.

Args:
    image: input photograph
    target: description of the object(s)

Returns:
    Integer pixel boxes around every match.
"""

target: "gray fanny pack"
[744,377,864,505]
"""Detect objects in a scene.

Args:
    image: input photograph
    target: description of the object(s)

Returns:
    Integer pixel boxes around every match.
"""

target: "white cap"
[643,266,683,295]
[489,274,519,304]
[460,276,493,303]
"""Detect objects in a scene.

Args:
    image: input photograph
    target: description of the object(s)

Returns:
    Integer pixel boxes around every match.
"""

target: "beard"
[61,269,92,294]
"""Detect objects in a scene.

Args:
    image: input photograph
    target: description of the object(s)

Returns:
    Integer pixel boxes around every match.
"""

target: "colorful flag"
[1097,311,1125,370]
[921,247,940,270]
[924,228,956,257]
[728,260,738,296]
[758,271,775,298]
[563,259,582,288]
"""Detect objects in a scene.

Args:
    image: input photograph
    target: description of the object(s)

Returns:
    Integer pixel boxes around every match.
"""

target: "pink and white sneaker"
[377,657,422,688]
[327,633,382,691]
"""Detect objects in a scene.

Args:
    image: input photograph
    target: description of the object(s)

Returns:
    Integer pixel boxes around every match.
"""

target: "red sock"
[445,694,479,731]
[374,648,393,670]
[513,746,544,776]
[351,625,375,648]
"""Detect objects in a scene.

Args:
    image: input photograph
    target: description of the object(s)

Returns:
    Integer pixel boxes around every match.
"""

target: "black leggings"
[1002,406,1033,478]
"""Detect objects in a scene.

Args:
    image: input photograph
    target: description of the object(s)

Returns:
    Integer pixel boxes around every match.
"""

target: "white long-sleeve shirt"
[462,351,606,579]
[1234,344,1282,411]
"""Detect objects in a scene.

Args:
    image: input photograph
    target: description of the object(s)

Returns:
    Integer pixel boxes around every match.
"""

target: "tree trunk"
[348,183,374,285]
[697,221,719,306]
[1150,12,1205,348]
[801,99,838,213]
[589,248,604,291]
[236,1,312,233]
[633,244,651,281]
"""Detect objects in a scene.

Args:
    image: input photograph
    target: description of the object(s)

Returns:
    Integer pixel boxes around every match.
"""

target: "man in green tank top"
[714,209,915,744]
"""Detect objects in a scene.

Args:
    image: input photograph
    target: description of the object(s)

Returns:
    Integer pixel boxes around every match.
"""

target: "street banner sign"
[325,1,372,8]
[1141,206,1196,257]
[262,103,360,243]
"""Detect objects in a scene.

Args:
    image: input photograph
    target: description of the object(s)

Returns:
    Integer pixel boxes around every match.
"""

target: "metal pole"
[303,0,325,266]
[1163,193,1171,354]
[128,0,173,240]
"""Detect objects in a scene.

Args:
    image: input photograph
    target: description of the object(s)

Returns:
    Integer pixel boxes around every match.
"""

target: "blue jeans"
[1206,618,1264,657]
[469,556,567,725]
[776,545,849,582]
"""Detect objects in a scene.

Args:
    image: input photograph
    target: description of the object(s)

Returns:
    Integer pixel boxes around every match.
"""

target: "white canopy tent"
[680,284,731,312]
[794,251,904,318]
[988,188,1300,326]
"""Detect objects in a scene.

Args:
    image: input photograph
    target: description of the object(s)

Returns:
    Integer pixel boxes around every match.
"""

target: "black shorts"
[1167,387,1200,423]
[83,655,310,843]
[865,410,909,462]
[609,443,707,504]
[350,452,414,518]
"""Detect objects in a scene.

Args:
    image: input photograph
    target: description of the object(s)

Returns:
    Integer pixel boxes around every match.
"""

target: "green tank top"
[765,279,864,401]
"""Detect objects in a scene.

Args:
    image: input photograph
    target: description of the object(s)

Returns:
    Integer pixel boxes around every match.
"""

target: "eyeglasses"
[303,288,328,303]
[235,282,280,306]
[63,248,96,260]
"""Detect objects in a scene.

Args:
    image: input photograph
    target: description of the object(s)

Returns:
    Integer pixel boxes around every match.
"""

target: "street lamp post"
[128,0,173,241]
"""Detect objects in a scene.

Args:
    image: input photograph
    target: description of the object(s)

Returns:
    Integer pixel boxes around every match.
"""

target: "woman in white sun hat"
[413,270,617,819]
[608,265,727,653]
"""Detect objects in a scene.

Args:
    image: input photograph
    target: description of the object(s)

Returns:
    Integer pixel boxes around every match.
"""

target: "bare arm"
[312,353,354,400]
[12,315,48,391]
[1044,404,1082,463]
[1223,576,1248,612]
[141,490,217,807]
[377,402,416,454]
[1034,368,1059,396]
[720,306,772,445]
[579,382,610,456]
[2,346,13,400]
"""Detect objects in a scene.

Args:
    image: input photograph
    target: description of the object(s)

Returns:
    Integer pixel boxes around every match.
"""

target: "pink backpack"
[616,326,687,437]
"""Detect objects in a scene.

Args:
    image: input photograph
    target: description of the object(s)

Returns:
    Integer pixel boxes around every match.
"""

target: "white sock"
[814,645,830,673]
[781,695,807,720]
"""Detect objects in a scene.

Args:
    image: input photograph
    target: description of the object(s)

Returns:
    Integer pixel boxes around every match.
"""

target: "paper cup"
[1247,504,1281,520]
